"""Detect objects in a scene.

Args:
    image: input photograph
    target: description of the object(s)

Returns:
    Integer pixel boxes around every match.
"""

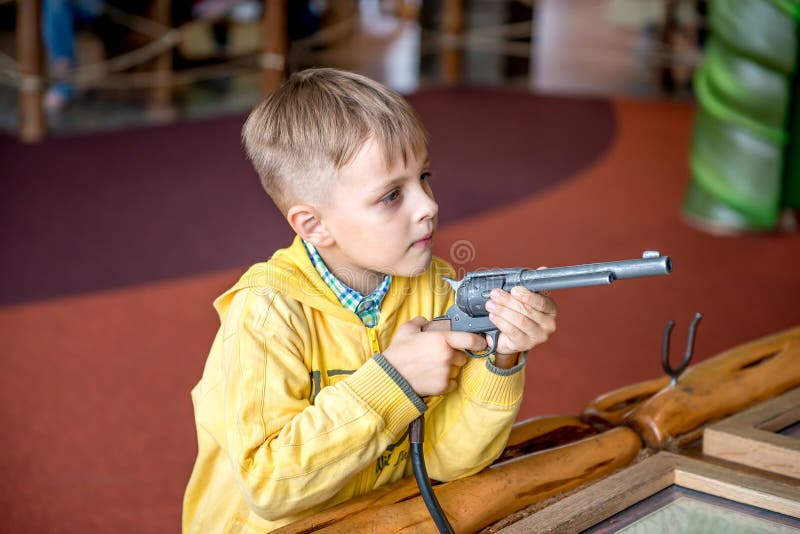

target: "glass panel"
[584,486,800,533]
[778,421,800,439]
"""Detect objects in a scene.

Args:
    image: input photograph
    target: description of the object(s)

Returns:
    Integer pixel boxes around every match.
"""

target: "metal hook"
[661,312,703,386]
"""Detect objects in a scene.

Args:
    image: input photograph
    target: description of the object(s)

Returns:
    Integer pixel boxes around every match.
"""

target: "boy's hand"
[383,317,487,397]
[484,286,557,357]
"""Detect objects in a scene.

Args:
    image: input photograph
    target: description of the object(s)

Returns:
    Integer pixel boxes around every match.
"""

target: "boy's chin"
[397,252,433,277]
[374,250,433,278]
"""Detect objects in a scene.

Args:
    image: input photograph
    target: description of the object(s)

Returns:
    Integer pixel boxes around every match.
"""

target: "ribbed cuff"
[487,352,527,376]
[373,354,428,413]
[460,354,525,406]
[344,355,426,437]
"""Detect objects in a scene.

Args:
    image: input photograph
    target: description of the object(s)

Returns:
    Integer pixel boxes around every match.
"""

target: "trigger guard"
[465,330,499,358]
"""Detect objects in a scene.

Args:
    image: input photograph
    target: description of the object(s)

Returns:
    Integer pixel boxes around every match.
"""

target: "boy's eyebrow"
[370,176,406,196]
[370,154,430,194]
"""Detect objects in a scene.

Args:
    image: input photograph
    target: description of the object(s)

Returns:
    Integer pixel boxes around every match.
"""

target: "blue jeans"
[41,0,101,98]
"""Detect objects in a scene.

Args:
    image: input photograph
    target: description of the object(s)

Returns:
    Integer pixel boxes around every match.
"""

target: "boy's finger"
[489,288,535,319]
[399,316,430,334]
[500,287,557,316]
[493,302,557,339]
[445,379,458,394]
[488,312,526,344]
[422,319,451,332]
[490,288,524,309]
[444,331,488,352]
[452,350,468,367]
[521,290,557,315]
[525,291,557,315]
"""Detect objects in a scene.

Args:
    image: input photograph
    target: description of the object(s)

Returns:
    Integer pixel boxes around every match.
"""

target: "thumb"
[397,316,428,334]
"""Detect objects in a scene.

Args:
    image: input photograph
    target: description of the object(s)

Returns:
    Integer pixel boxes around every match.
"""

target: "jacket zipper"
[367,327,381,354]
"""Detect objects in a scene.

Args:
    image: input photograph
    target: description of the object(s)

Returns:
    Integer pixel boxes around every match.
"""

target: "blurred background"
[1,0,703,135]
[1,0,798,532]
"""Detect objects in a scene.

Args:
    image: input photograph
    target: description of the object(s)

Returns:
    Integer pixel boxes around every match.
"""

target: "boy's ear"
[286,204,334,247]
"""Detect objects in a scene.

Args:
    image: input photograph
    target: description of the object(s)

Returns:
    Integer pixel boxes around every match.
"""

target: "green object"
[684,0,800,232]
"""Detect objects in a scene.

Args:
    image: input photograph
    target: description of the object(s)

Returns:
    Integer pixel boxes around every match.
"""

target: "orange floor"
[1,93,798,532]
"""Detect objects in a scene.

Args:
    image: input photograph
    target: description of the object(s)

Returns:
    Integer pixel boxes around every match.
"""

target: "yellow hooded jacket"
[183,236,525,533]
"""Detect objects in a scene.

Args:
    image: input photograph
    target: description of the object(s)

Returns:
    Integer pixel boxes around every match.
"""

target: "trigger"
[484,330,500,357]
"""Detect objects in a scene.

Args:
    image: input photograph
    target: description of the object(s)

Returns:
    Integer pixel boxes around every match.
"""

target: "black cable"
[409,415,455,534]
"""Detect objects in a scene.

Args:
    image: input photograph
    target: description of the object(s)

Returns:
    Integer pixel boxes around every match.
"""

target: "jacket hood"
[213,236,413,324]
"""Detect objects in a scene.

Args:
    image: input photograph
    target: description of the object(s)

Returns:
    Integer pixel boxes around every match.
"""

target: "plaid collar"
[302,240,392,328]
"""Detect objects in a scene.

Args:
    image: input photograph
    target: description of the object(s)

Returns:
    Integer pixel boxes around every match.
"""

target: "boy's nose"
[414,190,438,222]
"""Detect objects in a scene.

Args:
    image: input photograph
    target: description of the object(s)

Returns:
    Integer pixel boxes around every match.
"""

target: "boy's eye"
[381,190,400,204]
[421,171,432,182]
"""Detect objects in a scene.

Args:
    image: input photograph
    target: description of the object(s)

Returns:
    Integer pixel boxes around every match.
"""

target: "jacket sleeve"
[420,355,526,481]
[212,289,424,520]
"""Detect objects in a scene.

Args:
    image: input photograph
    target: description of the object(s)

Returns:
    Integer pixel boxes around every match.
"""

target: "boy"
[182,68,557,533]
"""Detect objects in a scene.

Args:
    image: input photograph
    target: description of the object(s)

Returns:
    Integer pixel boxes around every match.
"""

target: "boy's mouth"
[411,232,434,249]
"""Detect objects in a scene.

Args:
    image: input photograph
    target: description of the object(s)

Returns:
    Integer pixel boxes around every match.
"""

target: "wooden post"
[261,0,287,92]
[441,0,464,84]
[149,0,173,118]
[17,0,45,143]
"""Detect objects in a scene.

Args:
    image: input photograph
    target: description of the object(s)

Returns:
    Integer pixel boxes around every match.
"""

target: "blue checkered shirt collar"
[302,239,392,328]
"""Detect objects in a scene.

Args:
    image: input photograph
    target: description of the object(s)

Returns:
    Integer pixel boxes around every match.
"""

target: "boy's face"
[315,137,438,293]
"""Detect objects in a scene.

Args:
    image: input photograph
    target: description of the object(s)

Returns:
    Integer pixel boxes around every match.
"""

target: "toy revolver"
[432,251,673,357]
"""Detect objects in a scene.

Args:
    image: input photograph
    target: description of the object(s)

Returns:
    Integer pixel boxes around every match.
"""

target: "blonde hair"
[242,68,429,212]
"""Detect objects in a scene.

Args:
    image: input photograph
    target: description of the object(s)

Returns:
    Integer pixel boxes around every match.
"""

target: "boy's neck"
[334,269,384,295]
[315,246,385,295]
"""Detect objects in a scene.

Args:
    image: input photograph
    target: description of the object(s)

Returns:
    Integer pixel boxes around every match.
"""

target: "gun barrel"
[520,255,672,286]
[522,272,613,293]
[452,252,672,319]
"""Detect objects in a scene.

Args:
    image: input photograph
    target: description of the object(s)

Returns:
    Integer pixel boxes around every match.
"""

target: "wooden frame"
[703,387,800,479]
[496,452,800,533]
